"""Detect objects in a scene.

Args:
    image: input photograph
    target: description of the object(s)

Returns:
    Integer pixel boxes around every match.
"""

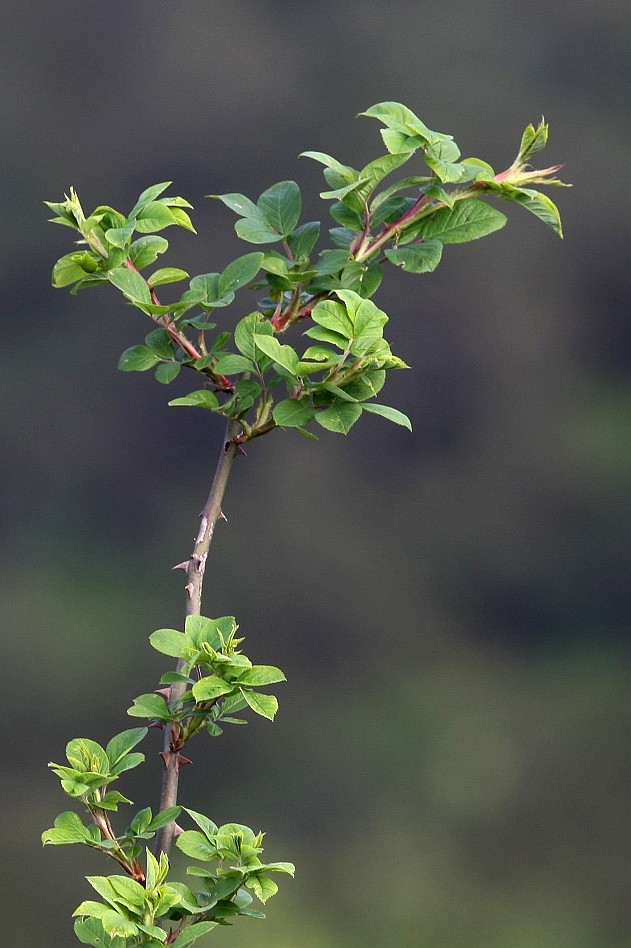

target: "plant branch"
[155,417,242,857]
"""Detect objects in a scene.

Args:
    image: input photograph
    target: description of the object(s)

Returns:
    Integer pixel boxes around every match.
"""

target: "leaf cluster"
[47,102,568,445]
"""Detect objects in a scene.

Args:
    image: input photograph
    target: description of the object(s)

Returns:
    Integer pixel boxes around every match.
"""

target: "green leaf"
[218,252,264,295]
[361,402,412,430]
[168,390,220,411]
[104,223,135,249]
[148,267,189,286]
[423,139,465,182]
[257,180,301,236]
[385,240,443,273]
[209,192,261,218]
[66,738,109,774]
[149,627,188,658]
[234,312,274,360]
[252,334,300,375]
[128,182,173,219]
[42,811,96,846]
[240,689,279,721]
[192,676,234,702]
[176,830,216,861]
[339,261,382,298]
[235,218,284,244]
[500,187,564,237]
[170,921,219,948]
[287,221,320,261]
[134,202,177,233]
[212,354,255,375]
[236,665,286,687]
[273,400,316,428]
[128,235,169,270]
[105,728,147,769]
[359,101,435,141]
[155,362,181,384]
[108,267,152,304]
[421,201,507,244]
[359,152,414,193]
[169,207,197,233]
[311,299,353,338]
[315,401,362,434]
[185,614,231,649]
[247,875,278,903]
[127,694,171,720]
[182,807,219,841]
[109,752,144,777]
[52,253,93,288]
[517,119,548,163]
[74,918,125,948]
[118,345,160,372]
[96,791,132,811]
[108,875,147,908]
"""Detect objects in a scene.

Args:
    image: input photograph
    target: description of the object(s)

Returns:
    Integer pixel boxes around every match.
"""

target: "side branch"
[155,418,241,856]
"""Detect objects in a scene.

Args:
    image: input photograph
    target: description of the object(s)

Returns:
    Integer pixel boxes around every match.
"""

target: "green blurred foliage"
[2,1,630,947]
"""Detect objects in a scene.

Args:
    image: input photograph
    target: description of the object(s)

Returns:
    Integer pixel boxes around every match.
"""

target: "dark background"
[2,2,630,946]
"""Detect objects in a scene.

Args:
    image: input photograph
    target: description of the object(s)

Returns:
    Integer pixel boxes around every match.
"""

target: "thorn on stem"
[171,561,189,572]
[185,582,194,598]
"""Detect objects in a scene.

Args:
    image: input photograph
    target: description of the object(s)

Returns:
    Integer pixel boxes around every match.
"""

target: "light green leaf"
[104,223,135,249]
[170,921,219,948]
[66,739,109,774]
[168,390,220,411]
[361,402,412,430]
[385,240,443,273]
[247,875,278,903]
[315,401,362,434]
[252,334,300,374]
[234,312,274,360]
[192,676,234,702]
[52,254,93,288]
[257,180,301,236]
[105,728,148,769]
[421,201,507,244]
[128,235,169,270]
[74,918,125,948]
[240,689,279,721]
[127,694,170,720]
[273,399,316,428]
[181,807,219,841]
[42,811,95,846]
[148,267,189,286]
[108,875,146,908]
[134,202,177,233]
[149,627,188,658]
[147,806,181,832]
[108,267,152,304]
[128,182,173,219]
[311,299,353,338]
[359,101,436,141]
[176,830,216,861]
[236,665,286,687]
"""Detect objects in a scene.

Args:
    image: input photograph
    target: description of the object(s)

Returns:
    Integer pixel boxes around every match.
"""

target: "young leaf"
[236,665,286,687]
[42,811,97,846]
[169,921,219,948]
[108,268,152,305]
[128,235,169,270]
[315,401,362,434]
[127,182,173,220]
[192,676,234,702]
[252,334,300,375]
[148,267,190,286]
[181,807,219,841]
[234,312,274,360]
[168,391,220,411]
[361,402,412,430]
[517,119,548,163]
[149,627,188,658]
[134,202,177,233]
[240,689,279,721]
[127,694,171,720]
[105,728,148,769]
[247,875,279,903]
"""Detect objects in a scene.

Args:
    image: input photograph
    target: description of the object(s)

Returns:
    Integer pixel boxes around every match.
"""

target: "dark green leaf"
[235,218,283,244]
[287,221,320,261]
[170,921,219,948]
[218,252,264,295]
[257,180,301,236]
[74,918,125,948]
[517,119,548,163]
[209,192,260,218]
[339,262,383,297]
[155,362,181,384]
[212,354,255,375]
[118,346,160,372]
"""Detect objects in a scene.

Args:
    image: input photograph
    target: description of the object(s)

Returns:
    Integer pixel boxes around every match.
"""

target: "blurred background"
[2,2,630,946]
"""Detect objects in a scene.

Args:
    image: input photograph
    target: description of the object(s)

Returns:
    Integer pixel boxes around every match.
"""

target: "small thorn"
[178,754,192,769]
[171,561,189,572]
[185,582,194,598]
[148,721,164,730]
[236,444,247,457]
[154,687,172,701]
[159,751,173,768]
[172,822,185,837]
[219,510,228,522]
